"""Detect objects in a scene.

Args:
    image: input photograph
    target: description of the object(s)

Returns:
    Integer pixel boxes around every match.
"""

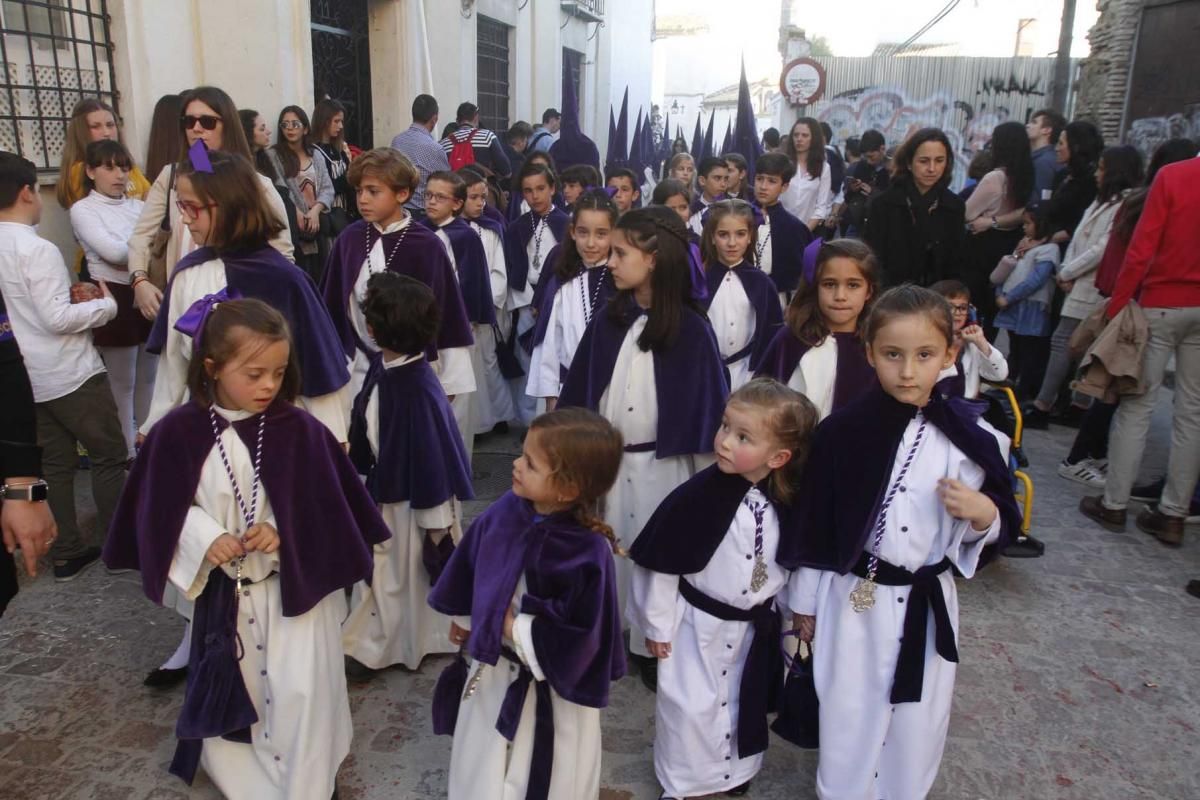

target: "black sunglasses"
[180,114,221,131]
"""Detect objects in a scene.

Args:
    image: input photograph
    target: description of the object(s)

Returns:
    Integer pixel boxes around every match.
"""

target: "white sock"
[159,623,192,670]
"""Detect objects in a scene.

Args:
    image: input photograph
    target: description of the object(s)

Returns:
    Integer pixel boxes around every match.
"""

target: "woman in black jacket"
[864,127,965,287]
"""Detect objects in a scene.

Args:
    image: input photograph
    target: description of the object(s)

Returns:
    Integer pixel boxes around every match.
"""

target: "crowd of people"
[0,83,1195,800]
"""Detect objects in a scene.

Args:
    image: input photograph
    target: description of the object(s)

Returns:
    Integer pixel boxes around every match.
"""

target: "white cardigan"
[1058,193,1127,320]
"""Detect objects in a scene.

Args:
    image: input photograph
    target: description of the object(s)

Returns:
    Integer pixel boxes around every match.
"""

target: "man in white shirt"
[0,152,127,582]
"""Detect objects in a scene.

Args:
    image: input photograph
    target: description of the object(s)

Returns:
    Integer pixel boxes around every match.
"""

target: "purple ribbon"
[174,287,242,351]
[583,184,619,199]
[801,238,823,285]
[188,139,214,174]
[495,649,554,800]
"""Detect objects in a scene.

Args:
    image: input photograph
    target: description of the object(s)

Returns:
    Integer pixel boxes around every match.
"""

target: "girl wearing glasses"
[267,105,335,282]
[127,86,293,326]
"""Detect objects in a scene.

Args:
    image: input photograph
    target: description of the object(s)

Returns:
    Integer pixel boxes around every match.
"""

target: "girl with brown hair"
[55,97,151,209]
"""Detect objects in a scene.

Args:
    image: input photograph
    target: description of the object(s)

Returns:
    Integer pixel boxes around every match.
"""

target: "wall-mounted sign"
[780,57,826,106]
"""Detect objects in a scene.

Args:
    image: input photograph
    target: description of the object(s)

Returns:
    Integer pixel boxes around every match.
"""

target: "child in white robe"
[782,286,1021,800]
[629,379,818,799]
[342,272,473,676]
[526,188,618,407]
[103,298,389,800]
[428,408,627,800]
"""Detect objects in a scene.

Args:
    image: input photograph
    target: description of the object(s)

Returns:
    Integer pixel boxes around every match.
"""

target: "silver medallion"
[849,578,877,613]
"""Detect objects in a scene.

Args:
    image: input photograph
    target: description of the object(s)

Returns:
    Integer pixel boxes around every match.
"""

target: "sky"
[655,0,1100,94]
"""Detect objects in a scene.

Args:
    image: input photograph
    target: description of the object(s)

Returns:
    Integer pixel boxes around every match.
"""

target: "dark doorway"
[311,0,374,148]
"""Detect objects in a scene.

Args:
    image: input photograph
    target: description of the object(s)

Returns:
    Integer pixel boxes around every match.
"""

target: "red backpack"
[448,128,478,170]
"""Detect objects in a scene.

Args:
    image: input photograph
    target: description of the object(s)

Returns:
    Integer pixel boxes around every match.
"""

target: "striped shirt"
[390,123,451,210]
[439,127,511,176]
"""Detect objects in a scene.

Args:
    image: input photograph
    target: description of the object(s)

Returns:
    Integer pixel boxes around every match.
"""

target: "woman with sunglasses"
[127,86,293,324]
[266,105,335,281]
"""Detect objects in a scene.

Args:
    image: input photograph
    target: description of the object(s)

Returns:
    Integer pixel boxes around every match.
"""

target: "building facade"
[1,0,653,260]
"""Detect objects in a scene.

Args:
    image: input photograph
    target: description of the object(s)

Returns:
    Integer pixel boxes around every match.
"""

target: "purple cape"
[421,216,497,326]
[528,243,562,318]
[776,387,1021,573]
[558,300,729,458]
[349,354,474,508]
[629,464,788,574]
[753,329,878,412]
[319,220,474,362]
[701,260,783,368]
[761,202,815,293]
[102,399,391,614]
[530,264,616,351]
[428,490,626,707]
[146,246,350,398]
[504,208,571,293]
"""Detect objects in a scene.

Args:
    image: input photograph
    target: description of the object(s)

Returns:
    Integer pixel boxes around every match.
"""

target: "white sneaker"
[1058,458,1107,489]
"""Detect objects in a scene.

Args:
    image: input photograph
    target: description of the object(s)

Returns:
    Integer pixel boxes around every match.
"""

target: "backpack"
[529,130,552,150]
[448,128,478,170]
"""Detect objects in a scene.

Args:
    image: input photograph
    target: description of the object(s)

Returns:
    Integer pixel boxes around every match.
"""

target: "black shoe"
[1187,580,1200,600]
[53,546,101,582]
[1001,535,1045,558]
[143,666,188,688]
[1130,478,1165,504]
[630,653,658,692]
[727,780,752,796]
[1022,407,1050,430]
[344,655,380,683]
[491,421,510,435]
[1050,404,1086,429]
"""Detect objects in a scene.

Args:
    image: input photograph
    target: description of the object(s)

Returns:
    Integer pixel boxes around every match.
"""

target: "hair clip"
[188,138,215,174]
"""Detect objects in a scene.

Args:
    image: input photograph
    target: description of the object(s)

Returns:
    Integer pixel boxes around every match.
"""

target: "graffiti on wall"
[813,85,1043,190]
[1126,107,1200,161]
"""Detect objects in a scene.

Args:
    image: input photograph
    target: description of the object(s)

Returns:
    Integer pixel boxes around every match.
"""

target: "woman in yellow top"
[56,98,151,209]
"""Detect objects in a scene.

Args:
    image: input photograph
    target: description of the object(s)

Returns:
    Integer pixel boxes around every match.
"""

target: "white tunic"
[168,405,351,800]
[628,486,786,797]
[687,195,718,237]
[599,315,706,657]
[526,262,608,399]
[341,355,462,670]
[785,335,840,421]
[508,223,559,425]
[469,220,514,431]
[448,578,602,800]
[706,269,756,392]
[756,219,774,278]
[936,341,1009,399]
[432,220,478,458]
[786,415,1005,800]
[347,218,475,401]
[141,256,351,441]
[781,161,832,224]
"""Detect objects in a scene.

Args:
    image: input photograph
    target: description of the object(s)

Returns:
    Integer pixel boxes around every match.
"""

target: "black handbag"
[771,641,820,749]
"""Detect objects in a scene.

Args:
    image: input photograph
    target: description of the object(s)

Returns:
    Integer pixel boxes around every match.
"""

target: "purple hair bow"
[174,287,242,351]
[801,238,823,285]
[584,184,620,199]
[687,242,708,302]
[188,138,214,174]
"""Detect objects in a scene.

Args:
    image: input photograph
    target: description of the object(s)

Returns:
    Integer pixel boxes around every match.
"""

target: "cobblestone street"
[1,394,1198,800]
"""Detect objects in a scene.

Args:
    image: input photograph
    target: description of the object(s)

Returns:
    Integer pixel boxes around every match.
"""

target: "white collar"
[373,216,412,235]
[383,352,425,369]
[213,404,256,422]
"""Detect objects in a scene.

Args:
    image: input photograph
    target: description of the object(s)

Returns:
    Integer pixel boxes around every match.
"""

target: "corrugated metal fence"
[801,56,1076,189]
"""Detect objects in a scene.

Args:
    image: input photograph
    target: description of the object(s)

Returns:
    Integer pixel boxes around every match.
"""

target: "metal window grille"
[477,15,509,134]
[0,0,117,173]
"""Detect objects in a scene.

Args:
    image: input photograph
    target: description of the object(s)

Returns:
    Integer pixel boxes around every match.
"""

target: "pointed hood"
[690,113,704,159]
[731,58,764,182]
[550,55,600,171]
[702,110,716,160]
[720,119,733,156]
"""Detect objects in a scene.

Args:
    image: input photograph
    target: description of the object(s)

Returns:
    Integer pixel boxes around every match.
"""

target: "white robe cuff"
[434,346,477,395]
[786,567,823,616]
[627,565,680,644]
[168,506,226,601]
[949,510,1002,579]
[414,501,456,530]
[512,612,546,681]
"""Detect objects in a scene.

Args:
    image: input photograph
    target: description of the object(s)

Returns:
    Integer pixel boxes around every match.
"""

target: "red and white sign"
[780,58,826,106]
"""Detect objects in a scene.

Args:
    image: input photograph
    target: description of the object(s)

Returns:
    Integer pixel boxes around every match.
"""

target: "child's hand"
[960,324,987,347]
[645,639,672,659]
[205,533,245,566]
[503,607,515,640]
[242,522,280,554]
[793,613,816,643]
[938,478,998,531]
[995,295,1009,309]
[69,282,102,303]
[449,621,470,647]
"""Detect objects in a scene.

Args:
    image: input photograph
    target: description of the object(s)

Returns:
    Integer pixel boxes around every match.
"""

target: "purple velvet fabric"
[146,246,350,398]
[319,219,474,363]
[420,217,497,326]
[102,399,391,615]
[348,353,474,508]
[753,329,878,413]
[557,300,729,458]
[427,490,626,708]
[776,387,1021,573]
[761,202,815,293]
[700,259,784,368]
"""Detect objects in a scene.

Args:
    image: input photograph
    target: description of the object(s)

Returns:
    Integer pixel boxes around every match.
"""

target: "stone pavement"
[1,396,1198,800]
